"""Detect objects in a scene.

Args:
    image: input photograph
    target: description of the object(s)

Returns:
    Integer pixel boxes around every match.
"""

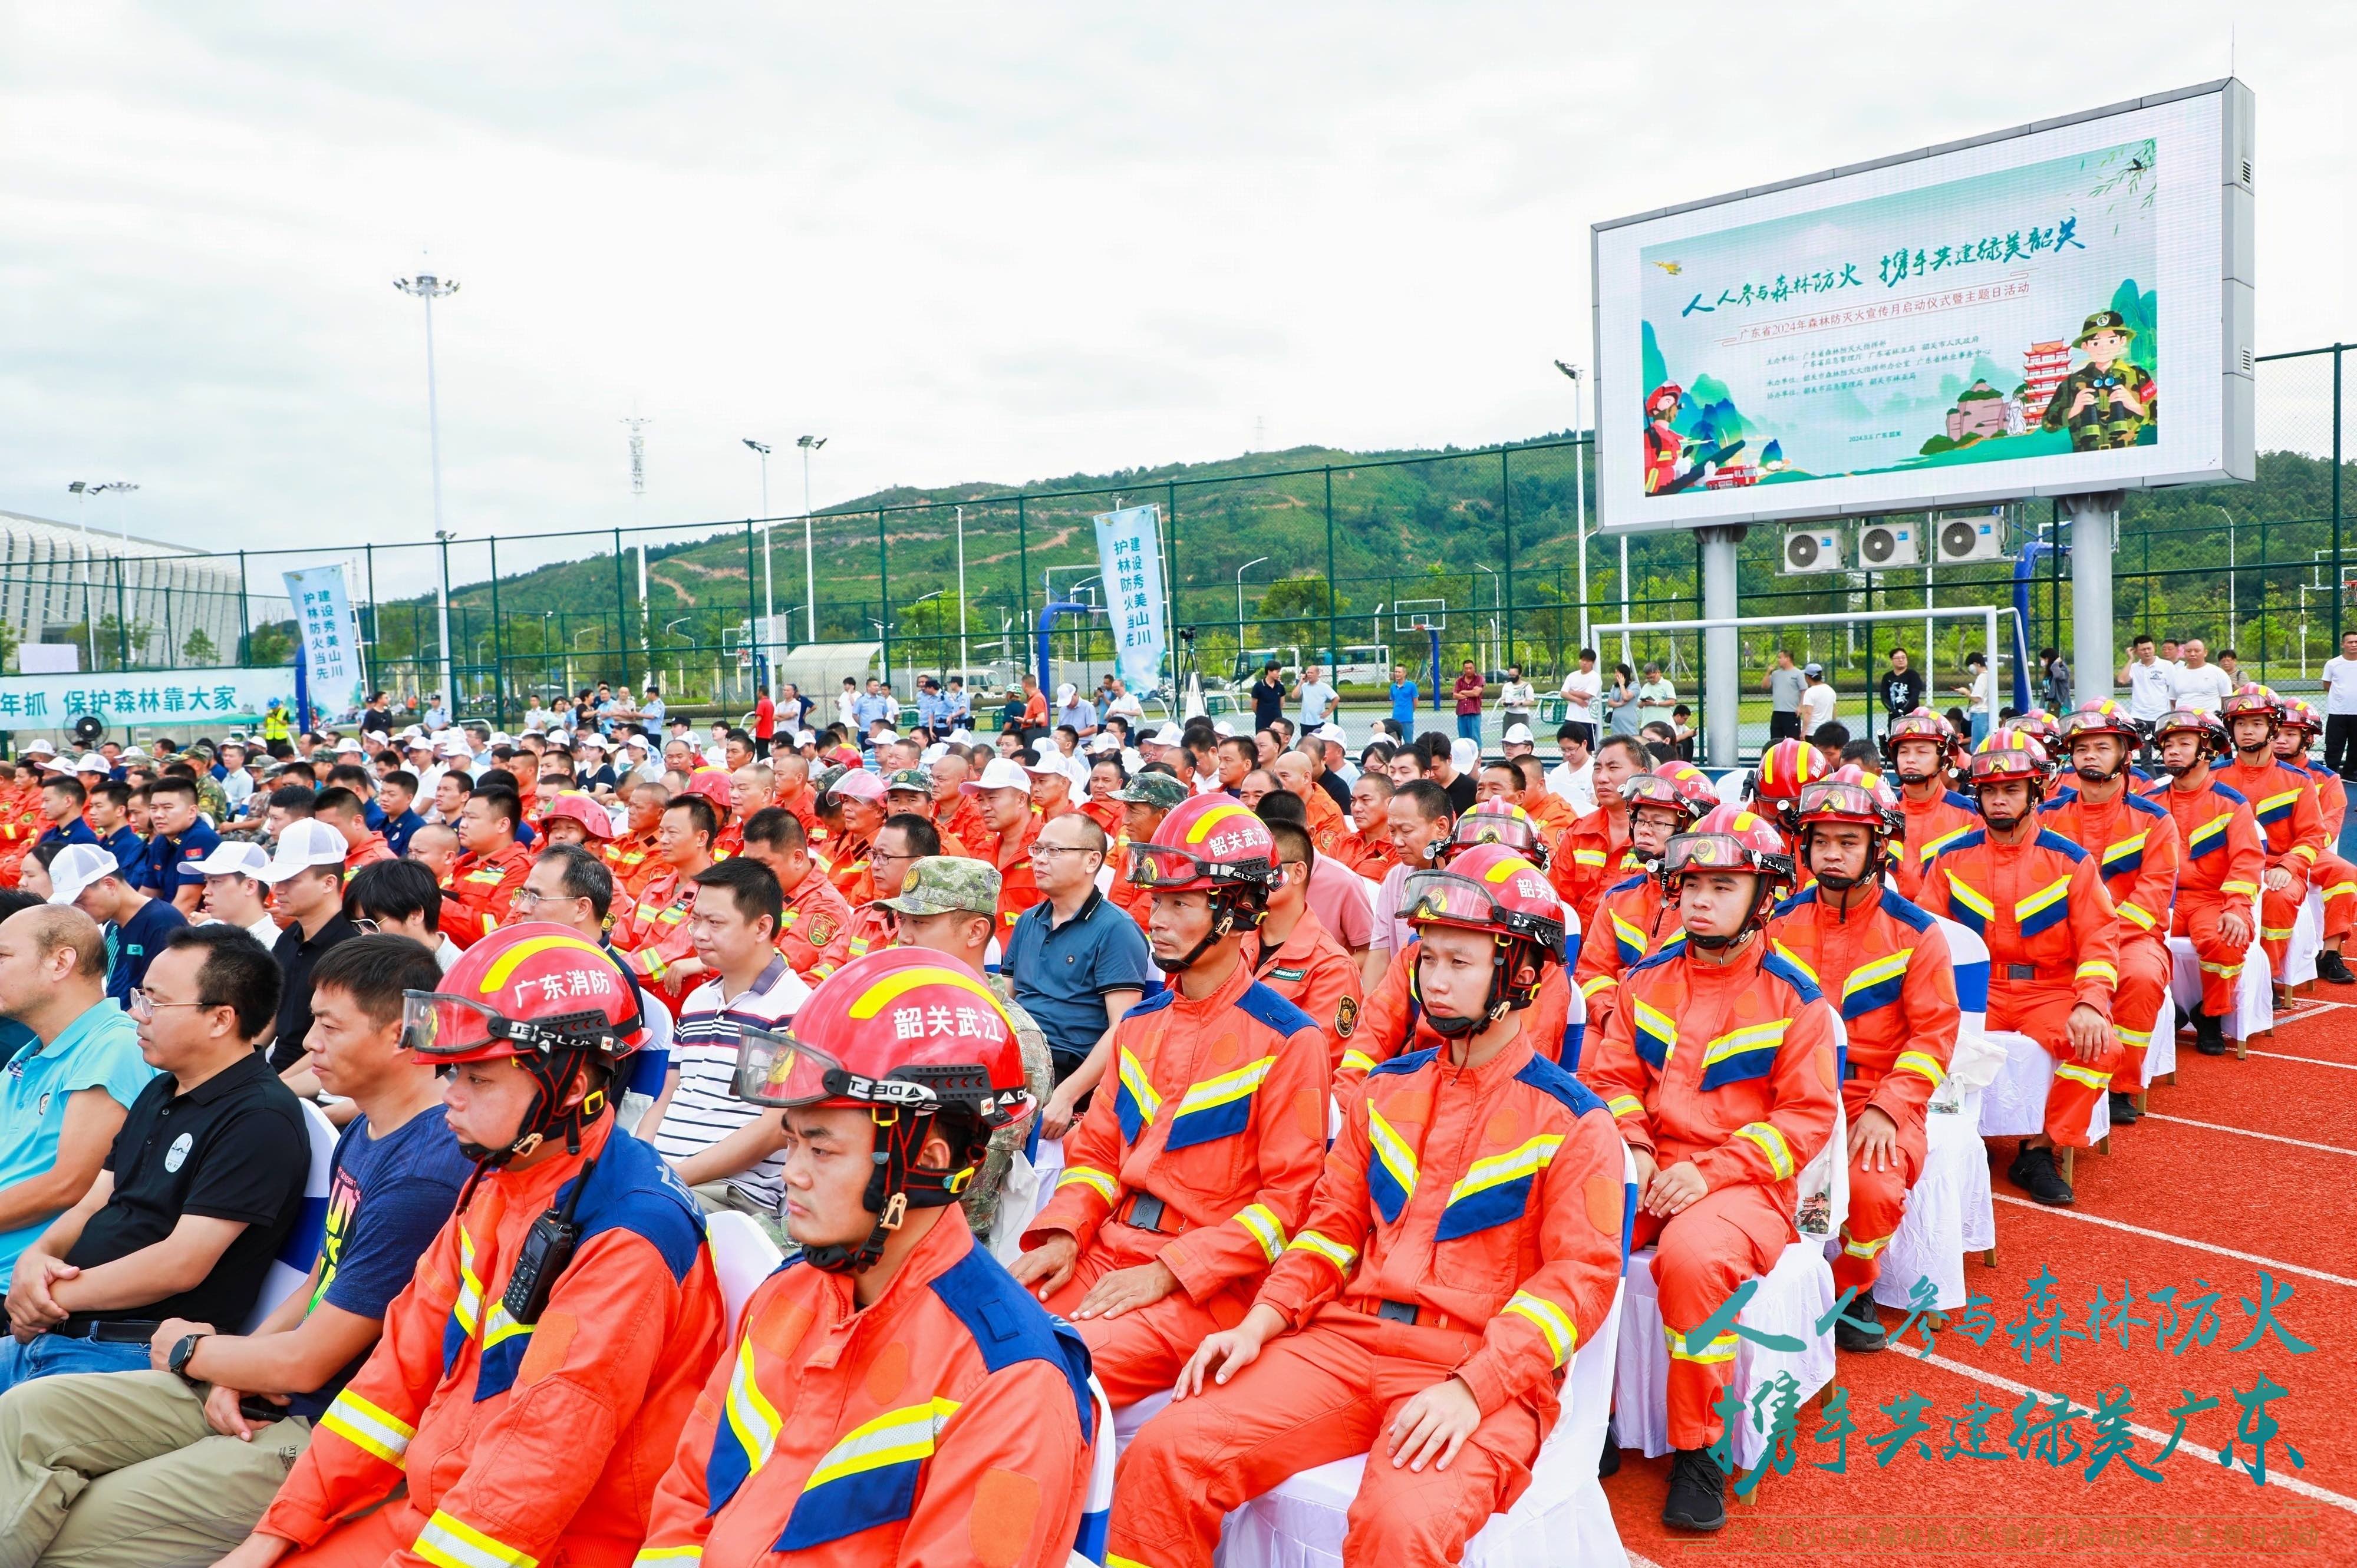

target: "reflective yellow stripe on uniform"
[1604,1094,1644,1120]
[1057,1166,1119,1204]
[634,1549,704,1565]
[1503,1290,1578,1366]
[1339,1048,1376,1075]
[1287,1229,1359,1272]
[1234,1202,1287,1262]
[1736,1121,1794,1180]
[1666,1326,1739,1364]
[1894,1050,1946,1088]
[319,1389,415,1467]
[414,1509,539,1568]
[2075,960,2118,986]
[2055,1062,2112,1092]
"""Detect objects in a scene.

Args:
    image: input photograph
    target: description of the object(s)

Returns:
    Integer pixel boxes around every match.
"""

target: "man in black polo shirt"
[1,924,303,1392]
[255,819,358,1082]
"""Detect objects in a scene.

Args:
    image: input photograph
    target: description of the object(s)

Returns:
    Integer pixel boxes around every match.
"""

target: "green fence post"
[363,544,377,695]
[878,508,891,691]
[487,537,506,726]
[236,550,250,661]
[2335,345,2346,642]
[1165,480,1179,677]
[745,520,760,707]
[1501,447,1514,673]
[1017,494,1032,662]
[1323,467,1338,671]
[612,529,629,688]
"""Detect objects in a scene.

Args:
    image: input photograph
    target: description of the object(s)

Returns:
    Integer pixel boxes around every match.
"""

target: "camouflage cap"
[878,854,1001,917]
[1113,771,1190,811]
[884,767,934,794]
[2075,309,2135,345]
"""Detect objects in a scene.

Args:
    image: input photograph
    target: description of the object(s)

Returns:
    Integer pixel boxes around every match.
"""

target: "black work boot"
[2108,1090,2142,1124]
[2319,949,2355,985]
[1835,1296,1889,1353]
[1663,1446,1728,1531]
[2009,1142,2075,1206]
[2191,1007,2229,1056]
[1598,1413,1621,1478]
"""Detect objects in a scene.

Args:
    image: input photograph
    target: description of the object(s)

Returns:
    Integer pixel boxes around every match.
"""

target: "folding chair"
[242,1101,339,1333]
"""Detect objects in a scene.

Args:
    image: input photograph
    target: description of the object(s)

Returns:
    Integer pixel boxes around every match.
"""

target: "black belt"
[1125,1194,1184,1235]
[2002,963,2066,982]
[50,1317,161,1343]
[1341,1297,1469,1332]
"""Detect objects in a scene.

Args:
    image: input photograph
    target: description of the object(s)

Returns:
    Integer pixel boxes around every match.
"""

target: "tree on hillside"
[1256,577,1346,652]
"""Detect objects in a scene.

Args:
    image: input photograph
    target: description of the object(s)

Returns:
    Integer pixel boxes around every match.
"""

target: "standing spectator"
[1606,661,1641,736]
[1559,646,1603,749]
[1295,663,1339,729]
[1953,650,1995,744]
[0,925,302,1392]
[1005,813,1151,1133]
[2168,637,2234,712]
[2322,629,2357,777]
[1452,659,1485,742]
[2216,648,2241,684]
[1249,661,1289,732]
[2040,646,2073,710]
[1799,662,1837,735]
[1498,665,1535,737]
[1637,661,1678,727]
[0,907,151,1290]
[751,684,776,759]
[0,936,466,1567]
[1762,648,1806,742]
[1878,646,1927,720]
[1670,704,1697,761]
[357,691,395,740]
[255,820,360,1079]
[834,675,859,732]
[1054,681,1099,736]
[50,844,188,1006]
[1387,663,1419,731]
[1548,722,1597,813]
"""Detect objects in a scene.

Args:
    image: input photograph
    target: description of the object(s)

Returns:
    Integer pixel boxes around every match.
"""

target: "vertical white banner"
[282,565,368,721]
[1092,504,1168,696]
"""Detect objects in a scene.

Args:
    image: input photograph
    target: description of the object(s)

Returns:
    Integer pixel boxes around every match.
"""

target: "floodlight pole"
[1698,526,1746,768]
[798,435,826,641]
[2064,491,2120,708]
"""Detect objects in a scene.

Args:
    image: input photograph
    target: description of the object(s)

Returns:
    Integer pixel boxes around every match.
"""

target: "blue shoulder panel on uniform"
[928,1239,1095,1445]
[2212,781,2250,806]
[2031,830,2086,862]
[1234,979,1323,1041]
[1369,1045,1440,1080]
[2042,787,2077,811]
[1775,886,1821,916]
[1515,1052,1606,1119]
[1626,947,1683,978]
[1931,828,1987,860]
[1877,890,1936,932]
[567,1127,709,1284]
[1759,952,1823,1004]
[1605,872,1650,898]
[1123,988,1178,1021]
[1944,791,1980,813]
[2124,791,2168,817]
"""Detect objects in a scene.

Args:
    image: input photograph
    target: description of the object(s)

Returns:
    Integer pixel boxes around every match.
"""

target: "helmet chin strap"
[1419,938,1526,1038]
[1895,770,1936,788]
[1150,889,1263,975]
[801,1109,976,1275]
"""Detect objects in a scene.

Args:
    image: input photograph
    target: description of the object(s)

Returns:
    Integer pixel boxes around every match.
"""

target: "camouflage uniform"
[2039,309,2157,452]
[878,856,1056,1238]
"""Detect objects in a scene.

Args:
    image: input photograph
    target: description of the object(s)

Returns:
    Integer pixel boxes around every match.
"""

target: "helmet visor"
[1128,844,1214,889]
[1401,868,1504,928]
[401,992,502,1060]
[1663,832,1765,877]
[731,1026,848,1108]
[1794,780,1882,823]
[1451,816,1543,857]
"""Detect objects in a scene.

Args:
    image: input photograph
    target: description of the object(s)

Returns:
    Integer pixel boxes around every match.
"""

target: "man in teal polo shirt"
[0,905,152,1283]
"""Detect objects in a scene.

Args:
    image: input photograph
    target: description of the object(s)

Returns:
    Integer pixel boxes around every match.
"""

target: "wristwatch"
[167,1332,209,1387]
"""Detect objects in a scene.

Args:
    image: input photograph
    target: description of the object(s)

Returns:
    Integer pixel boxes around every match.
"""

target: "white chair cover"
[704,1209,783,1339]
[1877,1084,1987,1310]
[2283,888,2324,988]
[1070,1378,1119,1567]
[2143,988,2177,1084]
[243,1101,341,1333]
[2166,897,2272,1038]
[1976,1030,2110,1143]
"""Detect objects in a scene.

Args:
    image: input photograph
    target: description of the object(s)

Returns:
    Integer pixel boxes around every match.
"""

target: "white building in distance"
[0,509,247,671]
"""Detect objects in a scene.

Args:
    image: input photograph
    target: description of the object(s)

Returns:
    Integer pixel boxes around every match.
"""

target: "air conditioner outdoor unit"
[1782,526,1845,574]
[1933,509,2009,564]
[1856,520,1920,569]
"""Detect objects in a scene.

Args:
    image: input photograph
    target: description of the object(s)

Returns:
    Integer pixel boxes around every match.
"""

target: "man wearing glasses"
[1004,814,1152,1139]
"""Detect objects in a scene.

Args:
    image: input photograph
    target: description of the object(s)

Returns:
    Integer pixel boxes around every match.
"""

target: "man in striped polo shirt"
[648,857,809,1243]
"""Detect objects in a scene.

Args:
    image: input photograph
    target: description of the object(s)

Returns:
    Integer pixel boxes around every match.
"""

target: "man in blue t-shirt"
[49,844,190,1006]
[0,936,472,1565]
[0,906,155,1285]
[136,774,219,917]
[1389,663,1419,730]
[34,775,98,851]
[1003,813,1155,1133]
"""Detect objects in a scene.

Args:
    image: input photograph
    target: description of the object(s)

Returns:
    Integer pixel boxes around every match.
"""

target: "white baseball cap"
[24,739,56,757]
[1022,745,1067,775]
[1149,723,1185,747]
[871,728,899,744]
[255,819,350,883]
[946,727,973,745]
[1314,722,1349,745]
[1503,722,1535,745]
[1212,719,1236,738]
[47,844,125,906]
[189,841,272,879]
[962,757,1033,795]
[74,753,108,774]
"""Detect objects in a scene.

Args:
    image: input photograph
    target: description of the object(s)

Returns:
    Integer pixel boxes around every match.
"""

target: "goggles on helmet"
[399,991,634,1061]
[1125,843,1275,889]
[1662,833,1792,881]
[1793,780,1889,826]
[1400,867,1564,949]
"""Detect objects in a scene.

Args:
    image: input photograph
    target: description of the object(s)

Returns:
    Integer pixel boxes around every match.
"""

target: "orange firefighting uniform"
[1582,938,1838,1450]
[1551,806,1632,932]
[711,820,745,861]
[2290,759,2356,945]
[1109,1035,1625,1568]
[2219,752,2329,979]
[1341,943,1577,1094]
[828,829,875,903]
[1020,960,1330,1407]
[775,861,856,982]
[256,1120,724,1568]
[637,1213,1094,1568]
[2146,775,2266,1016]
[615,864,704,1020]
[1081,795,1124,839]
[1915,826,2120,1147]
[1328,828,1394,877]
[342,831,395,876]
[1302,787,1349,857]
[1570,870,1683,1039]
[2041,784,2180,1091]
[0,786,39,887]
[943,795,992,857]
[985,816,1044,940]
[1765,884,1958,1299]
[838,900,894,969]
[442,841,533,950]
[603,828,661,899]
[1246,906,1365,1072]
[1894,787,1982,903]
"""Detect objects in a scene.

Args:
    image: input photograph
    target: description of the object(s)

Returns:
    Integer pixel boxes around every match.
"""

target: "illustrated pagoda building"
[2022,340,2072,415]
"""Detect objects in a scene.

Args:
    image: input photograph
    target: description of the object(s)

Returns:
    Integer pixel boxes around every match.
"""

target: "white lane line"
[2140,1111,2357,1157]
[1990,1194,2357,1288]
[2244,1049,2357,1071]
[1914,1351,2357,1517]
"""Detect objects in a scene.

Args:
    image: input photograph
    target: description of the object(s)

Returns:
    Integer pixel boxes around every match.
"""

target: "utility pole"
[797,435,827,642]
[745,438,774,670]
[625,417,653,690]
[394,263,460,707]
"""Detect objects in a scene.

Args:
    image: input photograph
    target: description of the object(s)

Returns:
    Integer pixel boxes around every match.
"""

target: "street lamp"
[1554,360,1590,651]
[1235,556,1270,633]
[397,266,460,703]
[433,529,457,718]
[1476,563,1501,675]
[797,435,827,641]
[744,439,774,671]
[2209,505,2239,653]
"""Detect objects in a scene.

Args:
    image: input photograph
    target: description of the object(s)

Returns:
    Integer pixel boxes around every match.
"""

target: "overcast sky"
[0,3,2346,595]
